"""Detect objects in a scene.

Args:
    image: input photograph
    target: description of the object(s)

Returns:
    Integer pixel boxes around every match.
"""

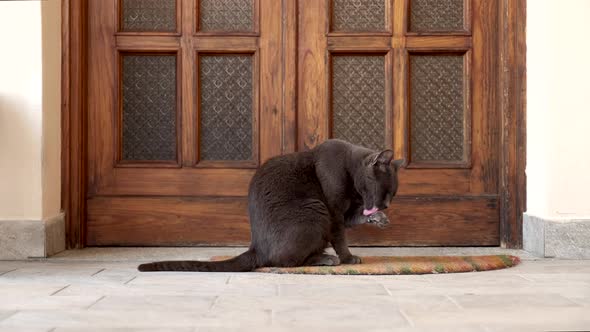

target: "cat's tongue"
[363,207,379,216]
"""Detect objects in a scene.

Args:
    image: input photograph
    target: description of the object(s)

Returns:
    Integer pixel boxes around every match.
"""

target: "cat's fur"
[138,139,403,272]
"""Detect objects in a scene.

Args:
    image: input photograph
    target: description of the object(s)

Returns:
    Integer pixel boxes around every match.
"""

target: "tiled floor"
[0,247,589,331]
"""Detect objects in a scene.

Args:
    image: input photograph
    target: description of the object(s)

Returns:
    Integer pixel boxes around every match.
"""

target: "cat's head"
[355,150,404,214]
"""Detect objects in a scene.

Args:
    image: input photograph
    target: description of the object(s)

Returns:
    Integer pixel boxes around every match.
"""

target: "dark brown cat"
[138,139,403,272]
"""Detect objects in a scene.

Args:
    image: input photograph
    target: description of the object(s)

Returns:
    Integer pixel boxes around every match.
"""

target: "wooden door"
[86,0,282,245]
[86,0,500,246]
[297,0,500,245]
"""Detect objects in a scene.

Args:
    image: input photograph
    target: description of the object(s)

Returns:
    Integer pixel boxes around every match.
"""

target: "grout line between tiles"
[562,295,586,307]
[517,274,535,282]
[124,276,137,284]
[0,268,17,276]
[50,285,70,296]
[86,295,106,309]
[208,296,220,310]
[0,310,18,323]
[398,308,415,328]
[382,283,393,296]
[445,294,464,309]
[91,268,106,276]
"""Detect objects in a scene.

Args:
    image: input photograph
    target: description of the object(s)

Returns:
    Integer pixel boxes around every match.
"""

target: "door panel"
[87,0,279,245]
[87,196,498,246]
[297,0,499,244]
[86,0,500,246]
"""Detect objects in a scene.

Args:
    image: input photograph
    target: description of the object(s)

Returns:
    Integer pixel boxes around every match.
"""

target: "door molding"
[498,0,526,248]
[62,0,88,249]
[62,0,526,249]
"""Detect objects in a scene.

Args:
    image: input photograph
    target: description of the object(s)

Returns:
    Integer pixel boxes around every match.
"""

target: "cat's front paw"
[340,255,362,264]
[366,211,390,228]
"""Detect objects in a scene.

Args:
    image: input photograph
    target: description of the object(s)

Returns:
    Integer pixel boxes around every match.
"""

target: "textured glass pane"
[122,55,177,161]
[332,0,385,32]
[410,55,464,162]
[332,56,385,151]
[409,0,464,32]
[200,55,253,161]
[199,0,253,32]
[122,0,176,32]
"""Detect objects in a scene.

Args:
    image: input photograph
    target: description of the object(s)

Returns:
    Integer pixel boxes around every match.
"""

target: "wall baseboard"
[524,213,590,259]
[0,212,65,260]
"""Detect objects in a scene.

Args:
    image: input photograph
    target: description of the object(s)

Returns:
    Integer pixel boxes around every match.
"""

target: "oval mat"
[211,255,520,275]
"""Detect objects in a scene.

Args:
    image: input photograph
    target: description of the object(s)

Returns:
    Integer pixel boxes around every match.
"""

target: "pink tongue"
[363,207,379,216]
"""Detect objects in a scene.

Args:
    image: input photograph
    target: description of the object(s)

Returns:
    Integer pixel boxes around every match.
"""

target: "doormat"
[211,255,520,275]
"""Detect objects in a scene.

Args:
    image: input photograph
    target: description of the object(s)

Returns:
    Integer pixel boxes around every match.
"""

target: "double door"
[86,0,500,246]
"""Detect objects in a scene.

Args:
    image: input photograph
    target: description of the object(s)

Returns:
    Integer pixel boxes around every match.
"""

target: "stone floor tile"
[199,327,396,332]
[387,283,590,300]
[55,328,195,332]
[450,293,580,308]
[51,247,246,262]
[279,282,389,297]
[0,263,105,279]
[393,327,487,332]
[0,250,589,331]
[0,283,69,297]
[0,262,27,271]
[130,273,231,286]
[229,272,430,285]
[273,304,409,328]
[562,295,590,306]
[0,295,101,310]
[214,294,398,312]
[388,294,461,311]
[422,272,531,286]
[403,307,590,329]
[0,312,16,323]
[0,327,52,332]
[84,267,140,284]
[508,260,590,273]
[0,309,270,329]
[58,282,277,297]
[0,269,17,277]
[523,272,590,283]
[90,295,216,312]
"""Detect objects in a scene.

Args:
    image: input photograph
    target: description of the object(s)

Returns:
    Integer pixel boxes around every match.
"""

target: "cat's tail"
[137,249,258,272]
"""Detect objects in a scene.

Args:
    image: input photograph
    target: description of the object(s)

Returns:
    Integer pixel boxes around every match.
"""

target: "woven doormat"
[212,255,520,275]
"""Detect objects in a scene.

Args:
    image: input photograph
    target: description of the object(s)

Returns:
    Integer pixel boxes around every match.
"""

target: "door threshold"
[42,247,537,263]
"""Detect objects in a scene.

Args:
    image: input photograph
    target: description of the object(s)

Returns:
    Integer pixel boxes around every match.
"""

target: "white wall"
[0,0,61,221]
[0,2,43,220]
[527,0,590,219]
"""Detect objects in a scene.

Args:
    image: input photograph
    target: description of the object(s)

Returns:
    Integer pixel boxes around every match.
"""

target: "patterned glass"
[199,0,253,32]
[332,56,385,151]
[122,55,177,161]
[122,0,176,32]
[199,55,253,161]
[332,0,386,32]
[410,54,464,162]
[409,0,464,32]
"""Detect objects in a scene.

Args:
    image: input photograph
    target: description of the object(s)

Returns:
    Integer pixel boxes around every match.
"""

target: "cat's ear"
[391,158,405,171]
[371,150,394,166]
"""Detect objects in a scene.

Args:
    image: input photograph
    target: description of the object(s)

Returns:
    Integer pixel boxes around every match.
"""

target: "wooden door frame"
[61,0,526,249]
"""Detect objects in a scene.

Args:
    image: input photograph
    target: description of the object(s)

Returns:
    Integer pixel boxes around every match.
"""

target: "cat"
[138,139,403,272]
